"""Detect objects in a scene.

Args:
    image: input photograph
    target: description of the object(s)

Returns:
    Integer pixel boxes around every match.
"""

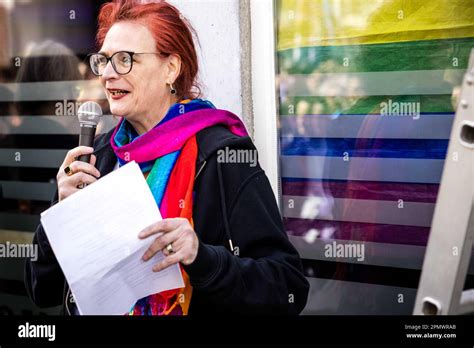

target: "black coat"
[25,125,309,315]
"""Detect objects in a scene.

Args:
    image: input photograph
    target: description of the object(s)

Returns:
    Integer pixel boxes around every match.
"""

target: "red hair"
[96,0,201,100]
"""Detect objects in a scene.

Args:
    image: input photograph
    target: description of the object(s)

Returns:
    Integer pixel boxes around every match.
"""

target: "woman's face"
[99,21,175,123]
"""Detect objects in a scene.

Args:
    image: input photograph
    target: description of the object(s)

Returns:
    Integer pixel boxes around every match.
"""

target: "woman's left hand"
[139,218,199,272]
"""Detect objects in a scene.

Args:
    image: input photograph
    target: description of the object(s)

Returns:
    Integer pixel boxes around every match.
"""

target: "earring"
[169,82,176,95]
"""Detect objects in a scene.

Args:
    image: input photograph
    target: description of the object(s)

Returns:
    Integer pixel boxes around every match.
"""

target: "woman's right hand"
[57,146,101,201]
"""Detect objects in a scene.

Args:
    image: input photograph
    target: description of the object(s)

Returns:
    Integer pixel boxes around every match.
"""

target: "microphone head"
[77,101,102,127]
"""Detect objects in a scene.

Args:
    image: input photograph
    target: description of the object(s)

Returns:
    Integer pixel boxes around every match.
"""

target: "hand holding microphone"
[57,102,103,201]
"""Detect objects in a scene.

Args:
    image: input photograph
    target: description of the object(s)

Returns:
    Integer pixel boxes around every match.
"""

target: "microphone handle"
[77,125,97,163]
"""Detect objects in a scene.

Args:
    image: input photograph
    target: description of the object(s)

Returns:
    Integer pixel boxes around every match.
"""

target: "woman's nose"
[101,60,119,80]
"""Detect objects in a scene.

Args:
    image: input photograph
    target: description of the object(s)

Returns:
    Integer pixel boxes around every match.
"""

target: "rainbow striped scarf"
[110,99,247,315]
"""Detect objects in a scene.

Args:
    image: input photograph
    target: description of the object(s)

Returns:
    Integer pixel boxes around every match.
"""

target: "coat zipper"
[194,160,206,180]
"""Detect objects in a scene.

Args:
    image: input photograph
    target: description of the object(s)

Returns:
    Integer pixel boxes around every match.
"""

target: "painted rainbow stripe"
[277,0,474,49]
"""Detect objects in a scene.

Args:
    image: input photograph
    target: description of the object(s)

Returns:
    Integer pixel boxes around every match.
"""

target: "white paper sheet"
[40,161,184,315]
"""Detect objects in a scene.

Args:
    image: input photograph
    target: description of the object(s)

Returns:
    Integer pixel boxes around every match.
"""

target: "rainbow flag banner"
[275,0,474,314]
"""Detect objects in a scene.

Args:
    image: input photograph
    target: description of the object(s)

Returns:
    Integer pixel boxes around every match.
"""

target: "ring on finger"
[166,243,174,254]
[64,166,74,176]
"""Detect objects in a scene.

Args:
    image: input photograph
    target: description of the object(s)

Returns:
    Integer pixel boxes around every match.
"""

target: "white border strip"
[281,156,444,184]
[280,114,454,139]
[0,181,55,201]
[0,115,118,134]
[0,80,106,101]
[289,235,426,270]
[282,69,464,97]
[250,0,280,204]
[289,236,474,273]
[0,149,66,167]
[282,196,434,227]
[302,277,416,315]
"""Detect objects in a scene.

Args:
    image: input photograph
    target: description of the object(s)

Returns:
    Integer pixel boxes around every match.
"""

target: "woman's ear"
[167,54,182,83]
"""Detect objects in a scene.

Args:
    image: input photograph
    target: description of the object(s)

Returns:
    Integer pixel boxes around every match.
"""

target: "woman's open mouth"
[108,88,130,100]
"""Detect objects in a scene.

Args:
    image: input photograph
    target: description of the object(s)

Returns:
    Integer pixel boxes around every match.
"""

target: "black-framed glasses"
[87,51,164,76]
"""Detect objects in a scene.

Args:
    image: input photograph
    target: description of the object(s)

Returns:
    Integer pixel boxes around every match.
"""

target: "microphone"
[77,101,103,163]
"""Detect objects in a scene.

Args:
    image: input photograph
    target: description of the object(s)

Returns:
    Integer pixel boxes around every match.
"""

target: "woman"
[25,0,309,315]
